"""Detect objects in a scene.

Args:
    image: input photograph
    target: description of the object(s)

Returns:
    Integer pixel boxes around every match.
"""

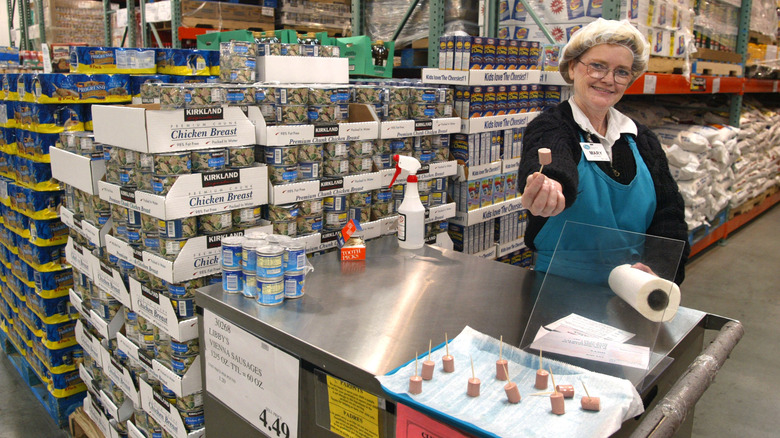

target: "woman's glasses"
[577,60,632,85]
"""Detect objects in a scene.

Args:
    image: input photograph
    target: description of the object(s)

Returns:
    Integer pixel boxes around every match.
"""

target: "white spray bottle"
[389,154,425,249]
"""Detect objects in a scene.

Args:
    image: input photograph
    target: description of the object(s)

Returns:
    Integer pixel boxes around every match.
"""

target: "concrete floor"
[0,205,777,438]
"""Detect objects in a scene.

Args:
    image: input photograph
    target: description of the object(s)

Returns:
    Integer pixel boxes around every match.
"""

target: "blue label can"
[222,269,243,294]
[242,270,257,298]
[242,238,262,272]
[283,244,306,272]
[171,296,195,318]
[284,270,305,299]
[256,245,284,278]
[257,276,284,306]
[221,236,243,269]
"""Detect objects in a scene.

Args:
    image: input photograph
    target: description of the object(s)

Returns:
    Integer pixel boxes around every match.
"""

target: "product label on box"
[414,120,433,131]
[120,187,136,203]
[204,310,300,438]
[184,107,224,122]
[314,124,340,137]
[202,170,241,187]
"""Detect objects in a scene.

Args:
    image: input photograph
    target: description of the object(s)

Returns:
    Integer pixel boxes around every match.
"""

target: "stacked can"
[411,135,434,166]
[371,187,395,220]
[176,390,205,432]
[232,205,263,230]
[322,195,348,232]
[264,144,298,185]
[283,243,307,299]
[323,141,349,178]
[431,134,451,163]
[348,140,374,175]
[224,84,255,106]
[221,236,244,294]
[158,84,226,110]
[347,191,372,225]
[276,86,309,125]
[297,199,323,236]
[254,86,277,125]
[241,232,266,298]
[158,216,196,260]
[219,41,257,84]
[171,336,199,377]
[429,176,449,207]
[297,143,323,181]
[167,277,204,319]
[383,86,410,121]
[372,137,394,171]
[352,84,386,120]
[308,85,350,125]
[266,203,299,237]
[256,244,285,305]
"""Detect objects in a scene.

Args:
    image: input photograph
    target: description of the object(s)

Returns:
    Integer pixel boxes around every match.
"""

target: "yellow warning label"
[326,375,380,438]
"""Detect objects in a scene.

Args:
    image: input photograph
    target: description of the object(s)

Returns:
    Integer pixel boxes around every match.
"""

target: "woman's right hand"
[522,172,566,217]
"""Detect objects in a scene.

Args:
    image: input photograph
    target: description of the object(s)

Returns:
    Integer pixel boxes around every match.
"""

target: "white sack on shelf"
[654,125,710,153]
[663,144,700,168]
[669,162,706,181]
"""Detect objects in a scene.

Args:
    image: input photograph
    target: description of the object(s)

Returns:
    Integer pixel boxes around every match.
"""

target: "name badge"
[579,142,610,162]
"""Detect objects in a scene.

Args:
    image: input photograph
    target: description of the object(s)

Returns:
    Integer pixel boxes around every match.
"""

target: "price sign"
[204,309,299,437]
[642,74,657,94]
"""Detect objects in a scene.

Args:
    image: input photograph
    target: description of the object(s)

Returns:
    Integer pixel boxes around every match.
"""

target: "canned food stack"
[220,41,258,84]
[392,176,450,212]
[256,31,341,58]
[134,75,220,105]
[275,84,351,125]
[221,232,311,306]
[104,144,257,197]
[0,82,92,422]
[351,80,455,121]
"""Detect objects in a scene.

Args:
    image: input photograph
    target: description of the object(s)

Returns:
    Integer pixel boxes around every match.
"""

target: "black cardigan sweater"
[518,101,690,285]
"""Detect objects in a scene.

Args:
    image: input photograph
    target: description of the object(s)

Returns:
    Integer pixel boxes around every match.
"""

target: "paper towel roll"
[608,264,681,322]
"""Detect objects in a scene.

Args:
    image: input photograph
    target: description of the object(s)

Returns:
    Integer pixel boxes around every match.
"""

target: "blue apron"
[533,134,656,284]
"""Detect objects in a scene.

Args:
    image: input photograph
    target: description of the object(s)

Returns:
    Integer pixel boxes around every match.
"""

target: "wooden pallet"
[728,185,779,220]
[647,56,686,74]
[691,60,743,77]
[182,16,275,31]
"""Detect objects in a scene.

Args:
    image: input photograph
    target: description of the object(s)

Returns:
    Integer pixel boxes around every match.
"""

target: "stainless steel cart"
[195,236,742,438]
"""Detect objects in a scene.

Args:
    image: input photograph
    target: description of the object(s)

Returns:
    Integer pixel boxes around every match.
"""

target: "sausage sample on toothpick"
[535,350,549,389]
[442,332,455,373]
[502,363,521,404]
[549,368,565,415]
[421,340,435,380]
[580,381,601,411]
[408,353,423,395]
[467,356,480,397]
[495,335,508,381]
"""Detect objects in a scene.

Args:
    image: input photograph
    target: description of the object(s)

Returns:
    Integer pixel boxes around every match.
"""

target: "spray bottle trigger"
[388,154,402,187]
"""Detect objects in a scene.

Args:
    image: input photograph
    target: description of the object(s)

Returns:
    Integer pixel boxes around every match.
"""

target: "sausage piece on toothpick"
[535,350,549,389]
[549,368,565,415]
[422,340,435,380]
[442,332,455,373]
[467,356,480,397]
[538,148,552,173]
[408,353,423,395]
[503,363,521,404]
[495,335,508,381]
[580,380,601,411]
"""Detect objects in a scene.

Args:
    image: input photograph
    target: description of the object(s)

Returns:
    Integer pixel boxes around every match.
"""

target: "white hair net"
[559,18,650,85]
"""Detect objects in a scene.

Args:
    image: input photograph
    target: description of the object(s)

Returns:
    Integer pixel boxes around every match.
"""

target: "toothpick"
[549,367,557,395]
[414,352,418,377]
[427,340,432,361]
[470,356,475,380]
[503,363,511,384]
[539,350,543,371]
[445,332,450,356]
[499,335,503,361]
[581,380,591,399]
[529,391,555,396]
[539,164,545,173]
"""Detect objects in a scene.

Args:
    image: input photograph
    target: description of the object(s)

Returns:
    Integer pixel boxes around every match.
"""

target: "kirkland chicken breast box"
[92,104,256,154]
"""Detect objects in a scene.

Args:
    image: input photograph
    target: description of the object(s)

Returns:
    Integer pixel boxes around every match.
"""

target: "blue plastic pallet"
[0,328,85,427]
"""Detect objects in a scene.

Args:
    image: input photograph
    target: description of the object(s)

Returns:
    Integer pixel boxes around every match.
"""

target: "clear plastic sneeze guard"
[520,221,687,390]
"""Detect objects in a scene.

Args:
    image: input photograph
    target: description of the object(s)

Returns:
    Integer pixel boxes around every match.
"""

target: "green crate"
[316,32,338,47]
[336,36,394,78]
[197,30,254,51]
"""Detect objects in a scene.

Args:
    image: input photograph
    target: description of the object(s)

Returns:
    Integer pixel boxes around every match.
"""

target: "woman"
[518,19,690,285]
